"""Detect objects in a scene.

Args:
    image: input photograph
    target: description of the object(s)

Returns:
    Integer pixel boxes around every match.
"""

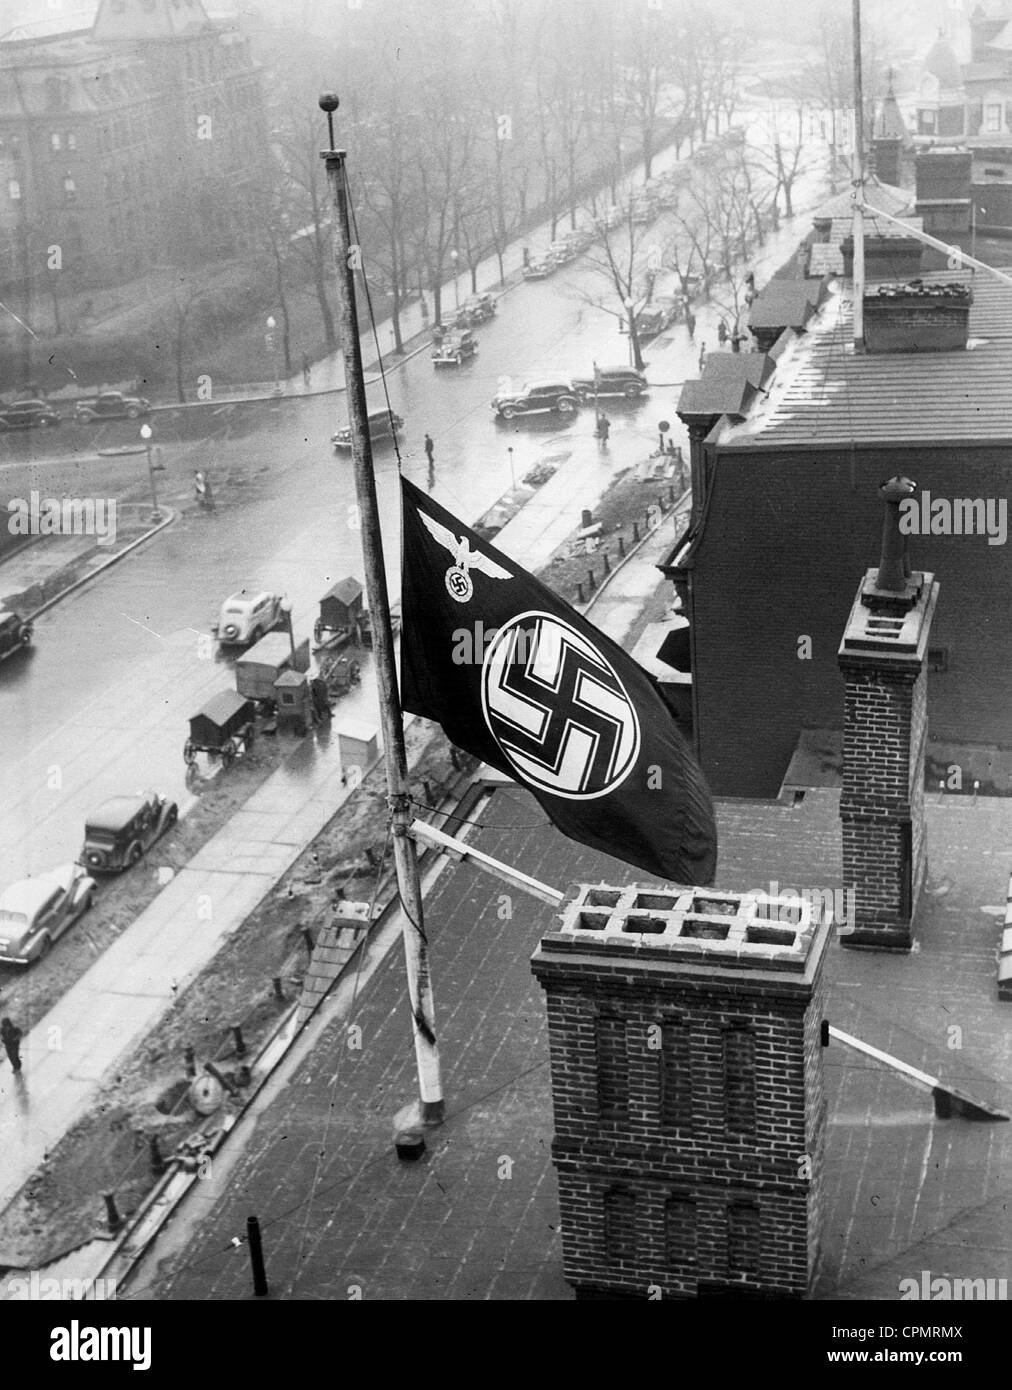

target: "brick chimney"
[837,479,939,951]
[531,884,832,1300]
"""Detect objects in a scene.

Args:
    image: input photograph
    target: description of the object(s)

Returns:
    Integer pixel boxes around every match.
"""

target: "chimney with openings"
[837,479,940,951]
[531,884,832,1299]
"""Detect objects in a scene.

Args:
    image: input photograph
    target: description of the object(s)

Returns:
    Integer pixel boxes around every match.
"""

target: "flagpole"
[318,94,444,1127]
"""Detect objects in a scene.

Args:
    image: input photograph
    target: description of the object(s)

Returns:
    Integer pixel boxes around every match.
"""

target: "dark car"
[332,407,404,451]
[80,791,178,875]
[0,610,33,662]
[632,296,680,339]
[491,379,579,420]
[431,329,479,365]
[0,399,60,431]
[571,366,649,402]
[74,390,150,423]
[455,293,497,327]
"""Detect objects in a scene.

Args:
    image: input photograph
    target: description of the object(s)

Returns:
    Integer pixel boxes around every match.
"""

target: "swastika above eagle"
[418,511,513,580]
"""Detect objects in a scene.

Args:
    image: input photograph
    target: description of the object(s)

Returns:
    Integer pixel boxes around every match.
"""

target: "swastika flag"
[399,477,717,885]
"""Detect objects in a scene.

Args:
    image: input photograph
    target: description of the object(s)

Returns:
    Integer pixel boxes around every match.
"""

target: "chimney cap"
[879,476,918,503]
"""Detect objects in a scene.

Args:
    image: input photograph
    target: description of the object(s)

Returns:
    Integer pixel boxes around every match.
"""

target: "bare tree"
[570,211,659,369]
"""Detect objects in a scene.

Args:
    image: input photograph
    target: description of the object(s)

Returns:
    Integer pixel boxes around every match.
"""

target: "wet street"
[0,111,827,888]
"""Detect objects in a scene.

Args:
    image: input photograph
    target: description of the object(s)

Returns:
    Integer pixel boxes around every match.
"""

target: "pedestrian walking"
[698,342,707,374]
[302,354,311,389]
[424,433,435,466]
[717,317,728,346]
[596,413,611,445]
[686,310,697,338]
[1,1017,22,1073]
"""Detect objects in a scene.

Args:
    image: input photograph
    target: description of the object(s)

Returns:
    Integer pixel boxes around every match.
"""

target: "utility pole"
[852,0,866,353]
[318,94,444,1128]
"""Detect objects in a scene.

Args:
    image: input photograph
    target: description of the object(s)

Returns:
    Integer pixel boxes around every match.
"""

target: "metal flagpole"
[318,94,444,1127]
[852,0,866,354]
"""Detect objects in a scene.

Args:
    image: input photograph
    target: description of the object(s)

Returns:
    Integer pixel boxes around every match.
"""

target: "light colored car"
[0,863,96,965]
[215,591,285,646]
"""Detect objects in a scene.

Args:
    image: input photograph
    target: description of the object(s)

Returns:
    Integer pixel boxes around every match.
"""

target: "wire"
[409,799,551,833]
[344,171,406,477]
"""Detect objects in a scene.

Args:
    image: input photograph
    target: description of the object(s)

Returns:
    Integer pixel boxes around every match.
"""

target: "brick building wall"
[532,886,832,1299]
[686,444,1008,798]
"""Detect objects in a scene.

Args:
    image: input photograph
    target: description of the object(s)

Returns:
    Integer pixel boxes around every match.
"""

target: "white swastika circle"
[480,611,640,799]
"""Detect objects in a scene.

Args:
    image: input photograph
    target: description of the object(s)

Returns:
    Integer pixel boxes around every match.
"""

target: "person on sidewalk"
[424,433,435,467]
[595,414,611,445]
[1,1017,23,1073]
[717,317,728,346]
[686,310,696,338]
[698,341,707,374]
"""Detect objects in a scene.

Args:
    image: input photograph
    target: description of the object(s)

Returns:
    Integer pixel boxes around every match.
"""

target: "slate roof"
[748,278,826,330]
[811,180,913,224]
[719,267,1012,447]
[922,34,964,90]
[676,351,776,417]
[827,214,924,244]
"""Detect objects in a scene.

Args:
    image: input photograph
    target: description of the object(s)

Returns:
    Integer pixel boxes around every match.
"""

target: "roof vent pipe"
[877,476,917,592]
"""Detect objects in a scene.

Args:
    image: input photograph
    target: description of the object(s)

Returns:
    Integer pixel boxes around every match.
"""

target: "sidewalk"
[0,441,682,1224]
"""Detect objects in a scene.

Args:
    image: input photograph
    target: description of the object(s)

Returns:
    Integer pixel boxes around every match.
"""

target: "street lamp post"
[139,424,161,520]
[265,315,279,391]
[450,249,460,310]
[507,445,515,490]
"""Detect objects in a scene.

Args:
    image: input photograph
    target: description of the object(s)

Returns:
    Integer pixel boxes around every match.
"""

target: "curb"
[24,508,177,622]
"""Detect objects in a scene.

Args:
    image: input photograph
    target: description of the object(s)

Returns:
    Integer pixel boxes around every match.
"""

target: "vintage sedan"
[74,390,150,423]
[0,864,96,966]
[491,379,580,420]
[521,255,554,280]
[215,591,286,647]
[80,791,178,875]
[454,293,497,327]
[431,329,478,366]
[0,610,33,663]
[0,399,60,431]
[571,366,649,402]
[332,407,404,451]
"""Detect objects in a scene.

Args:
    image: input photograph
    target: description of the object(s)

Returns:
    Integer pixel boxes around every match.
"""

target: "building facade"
[0,0,267,291]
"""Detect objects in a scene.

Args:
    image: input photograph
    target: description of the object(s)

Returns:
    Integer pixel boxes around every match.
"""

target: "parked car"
[491,379,580,420]
[522,255,554,280]
[548,239,577,266]
[74,390,150,423]
[630,194,657,225]
[215,591,286,646]
[431,329,478,366]
[571,366,649,402]
[633,296,680,339]
[80,791,178,875]
[0,399,60,431]
[0,863,96,966]
[455,293,497,327]
[0,610,32,663]
[595,206,622,232]
[332,407,404,450]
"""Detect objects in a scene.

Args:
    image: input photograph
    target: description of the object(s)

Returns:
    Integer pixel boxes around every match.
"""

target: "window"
[8,179,21,201]
[665,1196,697,1268]
[50,132,61,152]
[727,1202,760,1274]
[984,103,1003,134]
[596,1013,628,1121]
[659,1020,692,1128]
[63,175,77,201]
[723,1029,756,1134]
[67,132,77,151]
[603,1188,637,1262]
[928,645,949,673]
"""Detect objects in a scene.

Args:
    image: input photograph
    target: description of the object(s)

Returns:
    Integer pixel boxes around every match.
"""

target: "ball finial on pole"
[318,91,340,148]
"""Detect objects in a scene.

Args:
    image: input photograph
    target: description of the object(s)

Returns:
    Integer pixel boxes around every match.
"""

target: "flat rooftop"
[716,267,1012,448]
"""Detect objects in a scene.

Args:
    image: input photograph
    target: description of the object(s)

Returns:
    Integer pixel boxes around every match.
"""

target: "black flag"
[399,477,717,885]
